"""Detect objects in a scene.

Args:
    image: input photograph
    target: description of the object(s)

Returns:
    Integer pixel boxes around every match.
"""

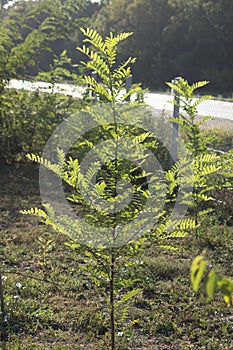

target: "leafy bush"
[0,88,83,163]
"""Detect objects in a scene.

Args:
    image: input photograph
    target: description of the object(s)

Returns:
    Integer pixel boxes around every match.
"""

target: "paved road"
[8,79,84,98]
[145,92,233,120]
[8,79,233,120]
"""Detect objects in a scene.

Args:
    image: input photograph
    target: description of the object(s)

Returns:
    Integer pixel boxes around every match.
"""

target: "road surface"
[8,79,233,121]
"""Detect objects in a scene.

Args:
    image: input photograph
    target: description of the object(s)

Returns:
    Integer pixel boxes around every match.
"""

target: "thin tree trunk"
[0,272,7,342]
[110,253,115,350]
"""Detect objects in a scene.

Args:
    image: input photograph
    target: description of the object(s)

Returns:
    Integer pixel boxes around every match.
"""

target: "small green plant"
[191,254,233,306]
[167,79,233,307]
[166,79,213,156]
[167,78,222,237]
[21,29,193,349]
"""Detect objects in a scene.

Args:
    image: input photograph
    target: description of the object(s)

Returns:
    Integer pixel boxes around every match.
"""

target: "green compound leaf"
[206,269,220,299]
[190,255,207,292]
[117,288,142,307]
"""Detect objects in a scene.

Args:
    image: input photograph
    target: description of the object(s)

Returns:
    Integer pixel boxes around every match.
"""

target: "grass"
[0,156,233,349]
[199,118,233,153]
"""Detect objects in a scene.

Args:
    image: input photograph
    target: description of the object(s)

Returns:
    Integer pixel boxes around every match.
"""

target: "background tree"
[163,0,233,94]
[0,0,88,162]
[93,0,173,88]
[0,0,96,79]
[92,0,233,94]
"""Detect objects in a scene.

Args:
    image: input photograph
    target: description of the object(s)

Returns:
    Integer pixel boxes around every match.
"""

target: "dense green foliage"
[0,0,87,163]
[1,0,233,94]
[18,29,233,349]
[0,0,94,78]
[92,0,233,94]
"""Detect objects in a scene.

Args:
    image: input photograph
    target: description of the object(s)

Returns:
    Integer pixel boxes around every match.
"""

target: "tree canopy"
[0,0,98,83]
[0,0,232,94]
[92,0,233,94]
